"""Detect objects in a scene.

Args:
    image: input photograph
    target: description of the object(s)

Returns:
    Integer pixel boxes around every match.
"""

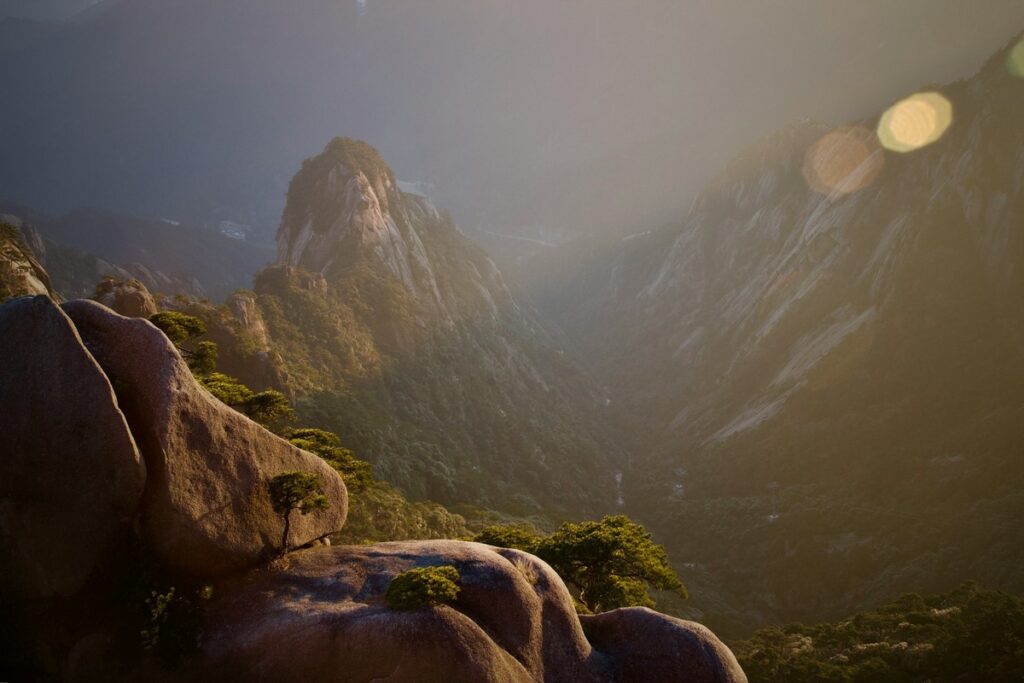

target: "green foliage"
[149,310,207,346]
[198,372,295,432]
[199,371,254,405]
[268,471,330,552]
[192,340,219,374]
[474,515,685,613]
[268,471,330,517]
[138,583,212,666]
[337,479,469,545]
[288,427,374,492]
[473,524,543,554]
[385,565,461,611]
[734,583,1024,682]
[240,388,295,432]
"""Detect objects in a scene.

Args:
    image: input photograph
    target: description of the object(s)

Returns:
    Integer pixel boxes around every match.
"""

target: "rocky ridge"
[524,35,1024,631]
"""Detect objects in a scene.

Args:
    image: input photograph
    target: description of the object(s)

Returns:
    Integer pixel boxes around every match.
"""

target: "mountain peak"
[276,137,435,291]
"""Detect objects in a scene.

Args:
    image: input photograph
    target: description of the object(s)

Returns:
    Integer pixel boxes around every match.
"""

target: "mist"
[1,0,1023,242]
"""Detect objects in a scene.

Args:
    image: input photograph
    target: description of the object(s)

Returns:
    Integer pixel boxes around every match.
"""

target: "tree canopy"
[268,471,330,553]
[149,311,206,346]
[475,515,686,613]
[287,428,373,492]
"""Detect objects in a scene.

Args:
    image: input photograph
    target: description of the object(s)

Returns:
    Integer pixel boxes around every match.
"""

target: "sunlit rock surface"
[201,541,746,683]
[62,300,347,577]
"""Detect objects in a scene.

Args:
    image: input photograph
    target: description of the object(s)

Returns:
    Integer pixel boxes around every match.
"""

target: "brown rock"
[61,299,347,577]
[581,608,748,683]
[200,540,746,682]
[93,277,158,318]
[0,296,144,601]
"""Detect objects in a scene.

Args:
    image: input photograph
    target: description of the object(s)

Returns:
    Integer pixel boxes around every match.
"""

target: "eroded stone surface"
[202,540,746,683]
[62,299,347,577]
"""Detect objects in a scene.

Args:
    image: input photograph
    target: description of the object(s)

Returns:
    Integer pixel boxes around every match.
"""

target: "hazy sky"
[1,1,1022,241]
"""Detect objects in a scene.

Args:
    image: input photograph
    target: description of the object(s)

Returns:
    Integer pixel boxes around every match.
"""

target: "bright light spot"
[1008,38,1024,78]
[876,92,953,153]
[802,126,884,197]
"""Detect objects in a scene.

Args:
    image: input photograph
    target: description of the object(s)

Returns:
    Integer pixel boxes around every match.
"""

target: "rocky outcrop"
[253,138,621,517]
[62,300,347,577]
[93,276,158,318]
[580,608,746,683]
[0,219,52,300]
[0,295,744,681]
[202,540,746,683]
[0,296,144,601]
[277,138,447,315]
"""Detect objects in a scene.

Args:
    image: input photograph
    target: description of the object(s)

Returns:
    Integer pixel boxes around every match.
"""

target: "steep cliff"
[528,36,1024,630]
[179,139,621,519]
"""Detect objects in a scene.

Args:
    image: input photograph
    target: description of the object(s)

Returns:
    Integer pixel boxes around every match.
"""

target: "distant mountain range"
[523,34,1024,634]
[0,205,273,300]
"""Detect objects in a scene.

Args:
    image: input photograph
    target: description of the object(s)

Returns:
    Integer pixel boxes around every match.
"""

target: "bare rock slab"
[201,540,746,682]
[62,300,347,577]
[0,296,144,601]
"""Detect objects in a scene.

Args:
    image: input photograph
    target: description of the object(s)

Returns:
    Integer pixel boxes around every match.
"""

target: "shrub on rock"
[386,565,461,611]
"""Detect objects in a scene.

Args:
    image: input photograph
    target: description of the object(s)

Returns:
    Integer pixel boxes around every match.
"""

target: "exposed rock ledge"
[200,541,746,683]
[0,295,745,682]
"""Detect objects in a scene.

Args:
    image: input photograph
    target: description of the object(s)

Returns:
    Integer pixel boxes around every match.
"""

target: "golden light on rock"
[802,126,884,197]
[876,92,953,153]
[1008,38,1024,78]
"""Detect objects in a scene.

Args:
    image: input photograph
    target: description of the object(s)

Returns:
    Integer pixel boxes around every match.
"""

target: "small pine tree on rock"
[268,471,330,554]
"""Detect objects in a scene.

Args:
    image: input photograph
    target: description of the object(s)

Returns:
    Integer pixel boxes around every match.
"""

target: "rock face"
[241,138,622,517]
[0,219,52,301]
[202,540,746,683]
[525,38,1024,629]
[278,138,445,314]
[0,296,144,601]
[580,609,746,683]
[93,276,158,318]
[61,300,347,577]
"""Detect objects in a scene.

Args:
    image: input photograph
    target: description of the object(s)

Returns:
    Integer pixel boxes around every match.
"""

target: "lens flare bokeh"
[803,126,884,197]
[876,92,953,153]
[1008,38,1024,78]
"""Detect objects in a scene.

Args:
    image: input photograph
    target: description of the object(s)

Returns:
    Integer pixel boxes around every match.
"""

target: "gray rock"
[62,299,347,577]
[0,296,144,601]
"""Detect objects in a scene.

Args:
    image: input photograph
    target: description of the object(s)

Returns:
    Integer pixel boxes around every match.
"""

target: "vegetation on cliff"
[475,516,687,614]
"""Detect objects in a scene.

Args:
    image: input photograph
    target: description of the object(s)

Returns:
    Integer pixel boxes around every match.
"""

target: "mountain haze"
[175,138,621,518]
[526,36,1024,632]
[1,0,1022,242]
